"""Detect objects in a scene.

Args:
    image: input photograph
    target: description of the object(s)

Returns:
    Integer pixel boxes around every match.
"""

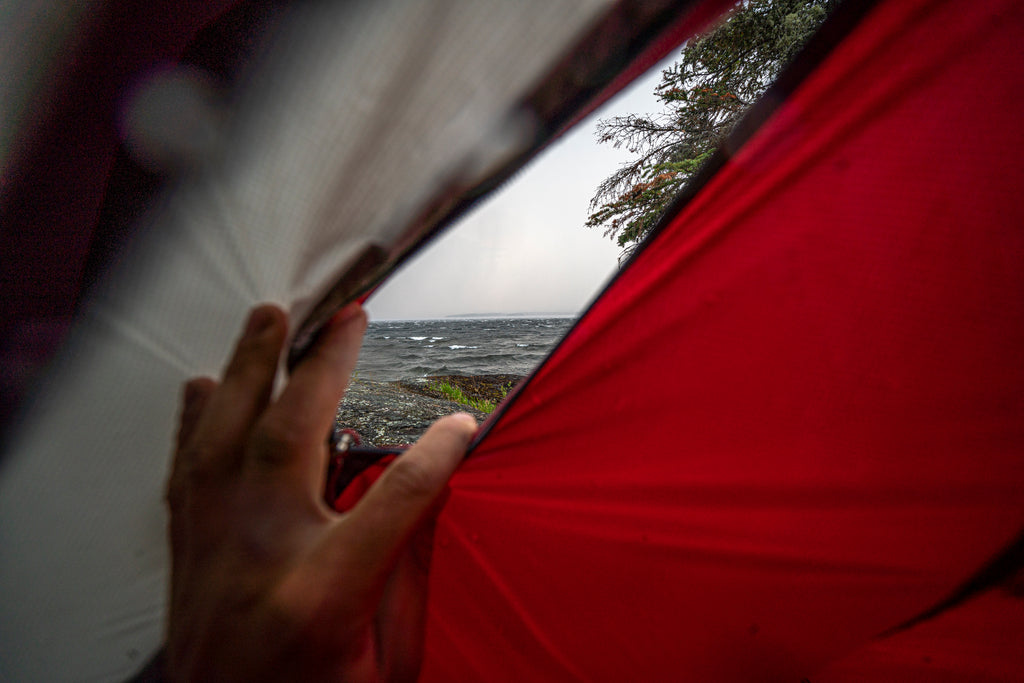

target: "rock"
[335,375,525,446]
[336,379,481,446]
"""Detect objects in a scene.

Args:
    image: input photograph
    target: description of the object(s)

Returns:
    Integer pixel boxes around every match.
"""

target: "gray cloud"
[365,59,669,320]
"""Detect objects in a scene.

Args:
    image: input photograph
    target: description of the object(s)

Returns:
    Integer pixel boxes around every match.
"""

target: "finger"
[168,377,218,510]
[167,377,218,582]
[248,303,366,490]
[337,413,476,589]
[277,416,472,642]
[175,377,217,451]
[189,304,287,475]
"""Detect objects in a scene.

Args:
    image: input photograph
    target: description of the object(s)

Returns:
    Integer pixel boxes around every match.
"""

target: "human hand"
[165,303,476,682]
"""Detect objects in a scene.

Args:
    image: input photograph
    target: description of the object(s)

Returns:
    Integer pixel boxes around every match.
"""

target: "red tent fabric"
[2,0,1021,678]
[422,0,1024,678]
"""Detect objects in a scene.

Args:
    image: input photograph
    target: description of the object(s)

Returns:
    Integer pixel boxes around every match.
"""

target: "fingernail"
[244,306,277,338]
[451,412,478,430]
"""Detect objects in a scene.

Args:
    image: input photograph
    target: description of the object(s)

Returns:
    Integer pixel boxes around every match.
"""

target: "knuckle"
[175,445,223,486]
[225,338,275,382]
[165,449,217,510]
[250,415,305,467]
[182,443,215,473]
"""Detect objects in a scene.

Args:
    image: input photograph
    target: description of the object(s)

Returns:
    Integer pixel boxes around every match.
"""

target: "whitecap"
[516,343,529,347]
[410,336,427,341]
[449,345,479,350]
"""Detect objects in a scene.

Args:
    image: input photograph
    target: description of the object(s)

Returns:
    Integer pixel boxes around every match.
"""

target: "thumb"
[341,413,476,577]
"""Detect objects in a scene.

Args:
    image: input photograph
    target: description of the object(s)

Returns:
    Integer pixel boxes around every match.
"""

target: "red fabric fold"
[422,0,1024,678]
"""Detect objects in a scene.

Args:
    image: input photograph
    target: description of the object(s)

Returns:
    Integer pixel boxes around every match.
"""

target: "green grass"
[430,381,497,413]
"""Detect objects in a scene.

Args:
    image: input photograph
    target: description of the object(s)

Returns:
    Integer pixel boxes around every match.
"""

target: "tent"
[2,0,1022,679]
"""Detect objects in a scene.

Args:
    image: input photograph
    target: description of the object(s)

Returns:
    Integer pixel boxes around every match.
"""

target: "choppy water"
[355,316,575,381]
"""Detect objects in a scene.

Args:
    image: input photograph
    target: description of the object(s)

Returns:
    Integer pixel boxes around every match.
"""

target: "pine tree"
[588,0,836,258]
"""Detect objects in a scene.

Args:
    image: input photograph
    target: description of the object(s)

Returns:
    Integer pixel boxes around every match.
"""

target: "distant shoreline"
[368,313,577,322]
[444,312,577,319]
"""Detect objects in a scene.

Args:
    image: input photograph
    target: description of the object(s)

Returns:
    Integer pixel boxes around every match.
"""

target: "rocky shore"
[335,374,524,446]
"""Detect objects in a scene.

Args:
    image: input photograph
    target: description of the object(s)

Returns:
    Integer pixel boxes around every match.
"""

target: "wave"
[356,317,574,381]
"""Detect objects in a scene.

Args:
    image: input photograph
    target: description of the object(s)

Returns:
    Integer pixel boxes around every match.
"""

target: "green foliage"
[430,381,498,413]
[588,0,836,258]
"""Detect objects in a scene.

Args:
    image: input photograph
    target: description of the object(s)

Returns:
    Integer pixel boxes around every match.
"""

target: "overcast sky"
[364,55,674,320]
